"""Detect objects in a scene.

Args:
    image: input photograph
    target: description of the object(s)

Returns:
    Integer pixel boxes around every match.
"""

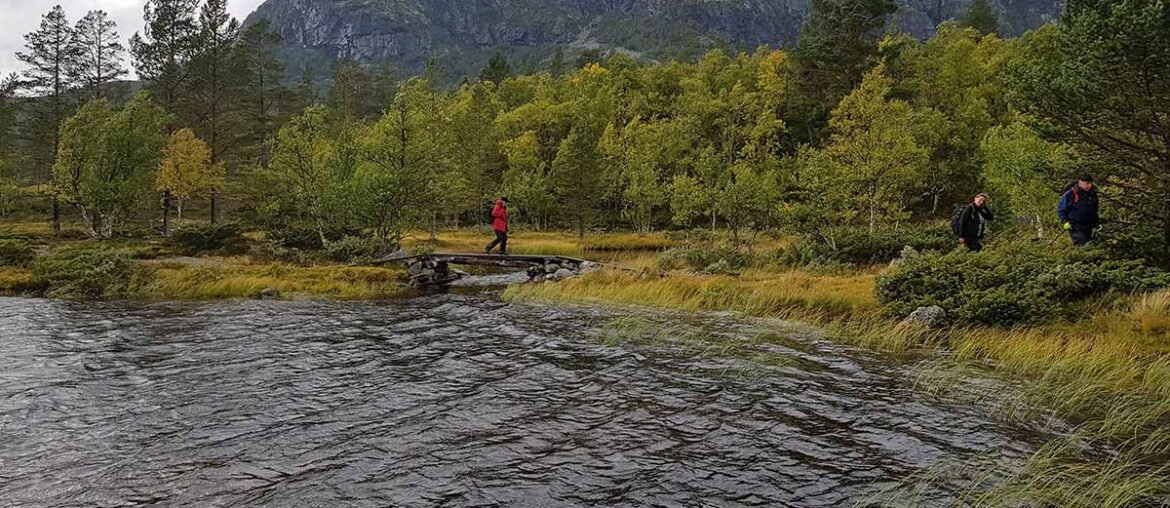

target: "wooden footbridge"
[369,252,591,287]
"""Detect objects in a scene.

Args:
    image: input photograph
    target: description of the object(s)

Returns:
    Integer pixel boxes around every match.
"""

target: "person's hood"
[495,199,506,207]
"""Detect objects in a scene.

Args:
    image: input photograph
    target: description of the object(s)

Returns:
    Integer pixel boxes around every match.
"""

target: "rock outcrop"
[244,0,1063,79]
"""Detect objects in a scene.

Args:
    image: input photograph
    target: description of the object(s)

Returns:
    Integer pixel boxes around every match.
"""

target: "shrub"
[324,236,386,263]
[877,243,1170,326]
[0,239,34,267]
[778,226,955,266]
[170,223,249,256]
[657,246,755,273]
[31,247,155,299]
[266,224,360,250]
[249,241,311,265]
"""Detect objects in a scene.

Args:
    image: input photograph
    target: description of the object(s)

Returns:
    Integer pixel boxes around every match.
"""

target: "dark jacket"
[491,200,508,232]
[958,203,994,239]
[1057,183,1099,229]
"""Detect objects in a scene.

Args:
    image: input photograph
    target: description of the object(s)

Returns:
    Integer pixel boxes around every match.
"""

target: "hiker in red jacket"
[485,197,509,255]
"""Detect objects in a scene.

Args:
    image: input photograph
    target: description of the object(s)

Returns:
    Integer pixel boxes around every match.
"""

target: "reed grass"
[146,262,405,299]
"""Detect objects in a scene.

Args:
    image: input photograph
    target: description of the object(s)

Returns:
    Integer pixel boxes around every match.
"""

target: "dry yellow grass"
[403,229,676,259]
[504,269,880,321]
[146,262,405,300]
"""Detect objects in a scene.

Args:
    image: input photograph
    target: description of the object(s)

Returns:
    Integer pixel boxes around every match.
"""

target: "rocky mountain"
[244,0,1063,80]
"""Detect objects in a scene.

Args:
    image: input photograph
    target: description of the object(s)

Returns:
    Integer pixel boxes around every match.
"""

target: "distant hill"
[244,0,1064,80]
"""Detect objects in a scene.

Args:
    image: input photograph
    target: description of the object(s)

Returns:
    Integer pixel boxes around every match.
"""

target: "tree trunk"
[210,187,218,225]
[869,201,877,233]
[162,190,171,236]
[51,197,61,239]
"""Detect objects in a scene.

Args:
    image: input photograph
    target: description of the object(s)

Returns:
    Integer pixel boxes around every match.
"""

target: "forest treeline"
[1,0,1168,262]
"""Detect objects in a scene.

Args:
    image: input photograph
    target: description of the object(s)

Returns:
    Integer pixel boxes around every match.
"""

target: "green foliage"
[961,0,1000,35]
[0,239,34,267]
[801,64,929,232]
[52,93,168,239]
[878,244,1170,326]
[657,245,756,273]
[30,247,156,299]
[479,52,513,85]
[779,226,954,266]
[323,236,385,262]
[1006,1,1170,253]
[169,223,248,256]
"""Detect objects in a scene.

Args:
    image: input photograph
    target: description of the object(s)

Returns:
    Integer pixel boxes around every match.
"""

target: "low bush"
[877,243,1170,326]
[170,223,250,256]
[324,236,387,262]
[31,247,156,299]
[266,224,360,250]
[657,246,755,274]
[778,226,955,266]
[0,239,34,267]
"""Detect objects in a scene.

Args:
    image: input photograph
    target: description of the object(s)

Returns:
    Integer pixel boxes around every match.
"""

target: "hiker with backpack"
[485,197,509,255]
[1058,175,1100,246]
[952,193,995,252]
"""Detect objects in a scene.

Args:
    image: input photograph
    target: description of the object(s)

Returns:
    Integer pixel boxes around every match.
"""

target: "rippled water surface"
[0,295,1040,507]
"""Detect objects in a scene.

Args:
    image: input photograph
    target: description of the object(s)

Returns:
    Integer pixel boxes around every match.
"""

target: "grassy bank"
[504,269,1170,506]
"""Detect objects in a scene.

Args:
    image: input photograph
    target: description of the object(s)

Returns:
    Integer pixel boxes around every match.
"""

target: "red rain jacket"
[491,200,508,232]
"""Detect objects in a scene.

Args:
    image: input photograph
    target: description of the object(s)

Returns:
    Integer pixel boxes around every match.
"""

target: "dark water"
[0,295,1040,507]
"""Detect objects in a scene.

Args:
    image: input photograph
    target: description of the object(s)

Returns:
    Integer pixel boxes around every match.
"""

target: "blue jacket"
[1057,183,1099,229]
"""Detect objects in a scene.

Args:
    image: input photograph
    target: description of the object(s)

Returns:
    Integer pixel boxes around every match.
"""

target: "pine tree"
[234,20,287,170]
[187,0,240,223]
[71,10,127,99]
[961,0,999,35]
[131,0,199,115]
[552,126,602,239]
[479,52,513,85]
[792,0,898,144]
[18,5,79,238]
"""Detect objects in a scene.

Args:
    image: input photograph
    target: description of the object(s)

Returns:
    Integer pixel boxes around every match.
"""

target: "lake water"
[0,294,1041,507]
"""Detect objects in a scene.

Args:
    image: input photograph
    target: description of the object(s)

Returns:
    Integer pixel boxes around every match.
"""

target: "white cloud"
[0,0,266,78]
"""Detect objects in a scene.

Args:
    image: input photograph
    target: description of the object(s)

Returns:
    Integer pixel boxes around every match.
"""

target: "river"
[0,294,1042,507]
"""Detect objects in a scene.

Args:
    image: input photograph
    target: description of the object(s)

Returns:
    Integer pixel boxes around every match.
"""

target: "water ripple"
[0,296,1040,507]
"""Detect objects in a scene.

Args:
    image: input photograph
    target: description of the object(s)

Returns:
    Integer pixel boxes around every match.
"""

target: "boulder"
[259,287,280,300]
[551,268,575,281]
[902,305,946,327]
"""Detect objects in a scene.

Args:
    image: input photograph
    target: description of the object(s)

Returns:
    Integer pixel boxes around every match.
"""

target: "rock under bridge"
[369,252,593,288]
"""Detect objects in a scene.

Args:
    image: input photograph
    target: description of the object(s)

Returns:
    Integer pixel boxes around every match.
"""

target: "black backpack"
[950,205,967,236]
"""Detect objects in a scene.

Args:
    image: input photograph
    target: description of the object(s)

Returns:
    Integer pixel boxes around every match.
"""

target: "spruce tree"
[71,10,127,99]
[792,0,898,145]
[961,0,999,35]
[188,0,240,223]
[17,5,79,238]
[131,0,199,115]
[479,52,513,85]
[234,20,288,170]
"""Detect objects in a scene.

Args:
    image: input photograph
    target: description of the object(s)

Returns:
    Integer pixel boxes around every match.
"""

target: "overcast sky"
[0,0,266,78]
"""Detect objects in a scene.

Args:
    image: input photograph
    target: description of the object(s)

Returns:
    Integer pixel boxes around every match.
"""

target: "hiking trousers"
[1069,227,1093,246]
[486,230,508,254]
[961,237,983,252]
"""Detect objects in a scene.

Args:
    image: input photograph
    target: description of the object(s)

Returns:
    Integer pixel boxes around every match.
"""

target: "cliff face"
[245,0,1062,78]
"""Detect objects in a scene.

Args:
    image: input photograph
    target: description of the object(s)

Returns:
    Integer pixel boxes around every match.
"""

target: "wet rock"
[544,263,561,274]
[902,306,946,327]
[259,288,280,300]
[550,268,575,281]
